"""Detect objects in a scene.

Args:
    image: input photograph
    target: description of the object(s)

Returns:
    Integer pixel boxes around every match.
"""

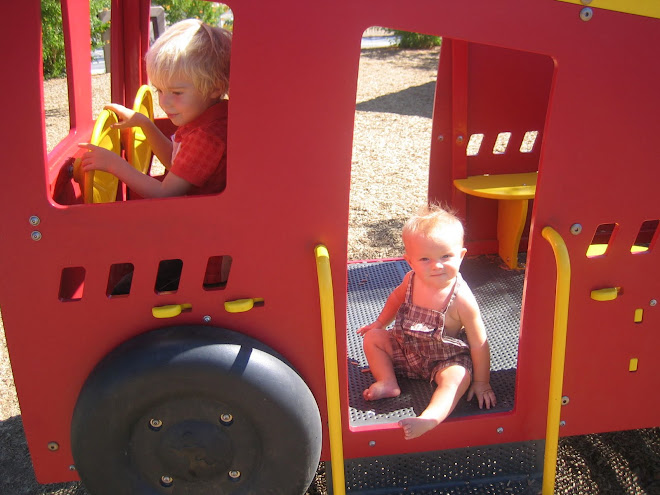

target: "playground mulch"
[2,46,659,495]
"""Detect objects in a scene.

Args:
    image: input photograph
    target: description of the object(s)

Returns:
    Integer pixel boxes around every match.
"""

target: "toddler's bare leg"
[362,329,400,401]
[399,365,470,439]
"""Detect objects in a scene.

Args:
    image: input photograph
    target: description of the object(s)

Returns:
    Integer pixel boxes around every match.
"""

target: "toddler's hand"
[356,321,380,336]
[467,381,497,410]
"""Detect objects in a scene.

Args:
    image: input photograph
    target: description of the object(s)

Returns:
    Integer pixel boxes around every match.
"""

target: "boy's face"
[403,228,466,288]
[155,77,222,127]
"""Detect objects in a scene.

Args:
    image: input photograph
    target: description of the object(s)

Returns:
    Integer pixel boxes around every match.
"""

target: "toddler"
[357,205,496,439]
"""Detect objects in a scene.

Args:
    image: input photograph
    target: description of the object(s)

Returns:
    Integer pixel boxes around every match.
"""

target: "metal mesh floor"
[346,255,524,426]
[332,440,544,494]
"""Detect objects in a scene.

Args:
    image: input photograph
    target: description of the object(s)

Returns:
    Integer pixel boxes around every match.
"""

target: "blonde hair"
[146,19,231,98]
[402,203,465,245]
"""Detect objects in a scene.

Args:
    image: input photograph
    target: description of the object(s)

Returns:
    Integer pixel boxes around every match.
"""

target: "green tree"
[394,31,442,49]
[41,0,110,79]
[152,1,228,26]
[41,0,66,78]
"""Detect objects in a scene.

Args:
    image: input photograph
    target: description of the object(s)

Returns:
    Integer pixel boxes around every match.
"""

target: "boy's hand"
[467,381,497,410]
[105,103,146,129]
[78,143,127,175]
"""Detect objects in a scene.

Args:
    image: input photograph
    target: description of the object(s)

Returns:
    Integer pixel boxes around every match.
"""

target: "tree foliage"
[41,0,110,79]
[41,0,66,79]
[394,31,442,49]
[151,1,228,26]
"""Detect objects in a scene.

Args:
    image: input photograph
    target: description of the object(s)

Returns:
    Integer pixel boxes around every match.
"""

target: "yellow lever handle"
[152,304,192,318]
[590,287,619,301]
[224,298,264,313]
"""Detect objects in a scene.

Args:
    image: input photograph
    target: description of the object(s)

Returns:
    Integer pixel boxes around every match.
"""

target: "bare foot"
[363,381,400,401]
[398,417,439,439]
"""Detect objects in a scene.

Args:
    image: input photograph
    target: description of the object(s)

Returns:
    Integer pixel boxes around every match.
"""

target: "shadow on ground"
[356,81,435,118]
[0,416,87,495]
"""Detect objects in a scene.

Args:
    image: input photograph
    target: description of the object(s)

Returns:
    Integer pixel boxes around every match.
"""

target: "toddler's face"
[155,77,221,127]
[404,229,466,288]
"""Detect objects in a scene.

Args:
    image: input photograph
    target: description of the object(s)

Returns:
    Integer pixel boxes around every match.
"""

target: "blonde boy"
[80,19,231,198]
[358,205,496,439]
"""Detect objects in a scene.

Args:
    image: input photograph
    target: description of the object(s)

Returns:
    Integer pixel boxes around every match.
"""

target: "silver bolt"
[562,396,570,406]
[29,216,40,226]
[570,224,582,235]
[149,418,163,430]
[69,465,76,471]
[31,231,42,241]
[160,475,173,487]
[203,315,212,323]
[368,440,376,447]
[496,427,504,434]
[47,442,59,451]
[560,421,566,427]
[650,300,657,307]
[220,413,233,425]
[228,470,241,480]
[437,135,444,142]
[456,135,464,145]
[580,7,593,21]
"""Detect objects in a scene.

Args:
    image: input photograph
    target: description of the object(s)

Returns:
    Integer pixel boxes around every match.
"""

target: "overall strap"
[440,274,462,315]
[404,272,415,303]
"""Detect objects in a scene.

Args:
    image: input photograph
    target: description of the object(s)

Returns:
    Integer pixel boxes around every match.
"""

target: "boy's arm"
[357,271,409,335]
[136,119,174,169]
[458,287,497,409]
[78,144,192,198]
[105,104,174,168]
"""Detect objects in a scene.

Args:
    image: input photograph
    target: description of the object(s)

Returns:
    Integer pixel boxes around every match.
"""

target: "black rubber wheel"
[71,326,322,494]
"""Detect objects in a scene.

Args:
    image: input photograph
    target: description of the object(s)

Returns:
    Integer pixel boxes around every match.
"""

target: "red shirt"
[170,100,228,195]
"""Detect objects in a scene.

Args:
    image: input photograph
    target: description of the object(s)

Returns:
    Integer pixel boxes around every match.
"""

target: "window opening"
[493,132,512,155]
[587,223,618,258]
[466,134,484,156]
[59,267,86,301]
[42,1,69,153]
[631,219,658,254]
[155,259,183,294]
[203,255,232,290]
[107,263,134,297]
[519,131,538,153]
[348,31,530,431]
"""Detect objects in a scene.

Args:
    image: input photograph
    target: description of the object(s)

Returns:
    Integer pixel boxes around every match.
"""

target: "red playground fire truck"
[1,1,658,494]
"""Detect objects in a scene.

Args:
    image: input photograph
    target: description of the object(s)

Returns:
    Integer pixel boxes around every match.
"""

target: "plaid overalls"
[390,272,473,382]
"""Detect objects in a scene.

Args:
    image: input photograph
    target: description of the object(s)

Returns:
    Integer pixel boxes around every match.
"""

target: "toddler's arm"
[356,272,408,335]
[457,286,497,409]
[105,103,174,169]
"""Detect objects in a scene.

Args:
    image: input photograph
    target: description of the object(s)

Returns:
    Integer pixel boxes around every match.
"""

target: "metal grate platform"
[346,255,524,426]
[331,440,544,494]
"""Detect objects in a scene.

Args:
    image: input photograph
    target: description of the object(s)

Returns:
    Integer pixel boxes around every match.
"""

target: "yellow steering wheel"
[127,85,154,174]
[73,109,121,203]
[73,86,154,204]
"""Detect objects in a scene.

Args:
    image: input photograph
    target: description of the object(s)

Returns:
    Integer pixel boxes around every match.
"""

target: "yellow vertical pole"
[314,245,346,495]
[540,227,571,495]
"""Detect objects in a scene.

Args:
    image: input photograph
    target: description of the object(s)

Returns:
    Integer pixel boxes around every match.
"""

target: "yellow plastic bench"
[454,172,537,269]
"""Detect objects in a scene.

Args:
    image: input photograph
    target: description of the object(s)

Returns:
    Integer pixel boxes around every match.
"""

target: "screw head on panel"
[570,224,582,235]
[580,7,593,21]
